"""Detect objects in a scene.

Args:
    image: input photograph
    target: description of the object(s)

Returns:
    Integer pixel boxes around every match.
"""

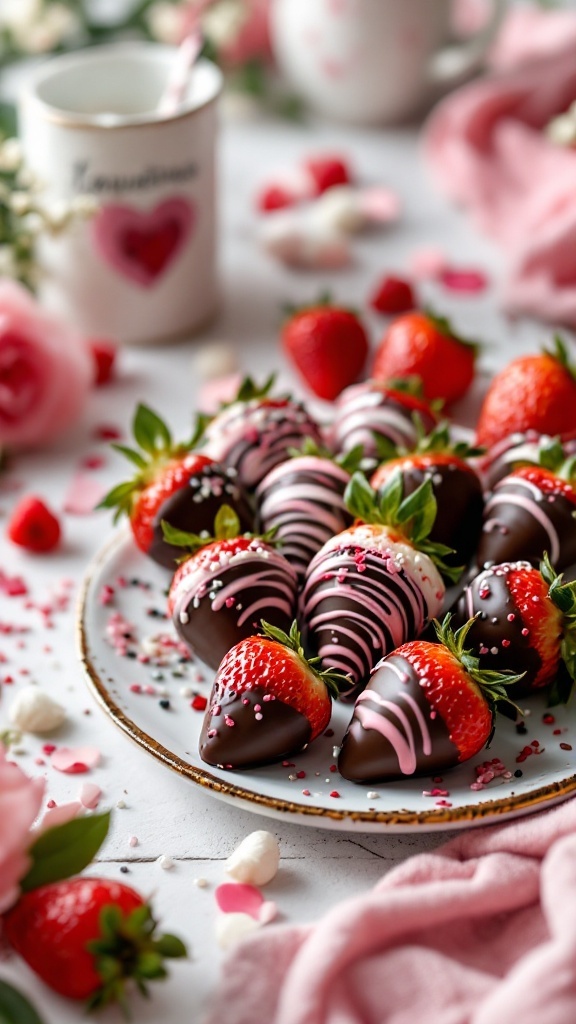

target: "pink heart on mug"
[91,197,194,287]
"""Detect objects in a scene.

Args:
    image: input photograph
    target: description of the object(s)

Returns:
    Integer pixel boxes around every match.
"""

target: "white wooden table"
[0,107,549,1024]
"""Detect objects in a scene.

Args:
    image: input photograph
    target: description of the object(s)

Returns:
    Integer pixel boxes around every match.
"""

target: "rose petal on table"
[408,246,448,280]
[357,187,402,223]
[215,882,264,919]
[51,746,101,774]
[258,900,278,924]
[63,473,108,515]
[198,373,243,414]
[215,912,261,950]
[79,782,102,809]
[440,267,489,293]
[37,800,83,832]
[0,570,28,597]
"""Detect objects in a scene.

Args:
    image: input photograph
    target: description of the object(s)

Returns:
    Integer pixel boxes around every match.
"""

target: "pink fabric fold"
[206,797,576,1024]
[424,6,576,328]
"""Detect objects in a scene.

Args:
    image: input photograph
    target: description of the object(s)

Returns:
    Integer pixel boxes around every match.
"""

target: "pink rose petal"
[358,187,402,223]
[51,746,101,774]
[37,800,82,832]
[198,373,243,414]
[63,473,108,515]
[79,782,102,809]
[258,900,278,924]
[440,267,489,293]
[215,882,265,919]
[0,571,27,597]
[408,246,448,280]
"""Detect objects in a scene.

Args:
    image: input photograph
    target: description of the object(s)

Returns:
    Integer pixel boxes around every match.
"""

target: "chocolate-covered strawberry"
[338,615,521,784]
[200,621,344,769]
[166,507,298,670]
[98,404,251,569]
[453,554,576,698]
[479,432,576,492]
[202,375,322,491]
[255,441,362,584]
[476,441,576,571]
[326,379,438,463]
[370,422,484,568]
[301,472,459,701]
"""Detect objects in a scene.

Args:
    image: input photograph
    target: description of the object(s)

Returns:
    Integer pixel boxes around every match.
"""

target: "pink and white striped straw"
[157,27,204,116]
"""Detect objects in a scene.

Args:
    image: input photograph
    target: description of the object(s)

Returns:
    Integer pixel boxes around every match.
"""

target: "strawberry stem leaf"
[433,613,525,716]
[133,404,172,456]
[21,811,111,893]
[0,981,46,1024]
[259,619,349,699]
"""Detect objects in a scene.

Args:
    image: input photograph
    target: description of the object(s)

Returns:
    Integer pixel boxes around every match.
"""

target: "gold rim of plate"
[76,532,576,829]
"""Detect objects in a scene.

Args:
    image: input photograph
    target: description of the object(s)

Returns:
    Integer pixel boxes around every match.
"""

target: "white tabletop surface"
[0,103,552,1024]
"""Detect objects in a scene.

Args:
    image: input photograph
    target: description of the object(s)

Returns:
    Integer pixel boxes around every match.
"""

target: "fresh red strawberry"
[304,155,352,195]
[89,338,117,386]
[453,554,576,699]
[4,877,186,1007]
[338,614,521,783]
[282,300,369,401]
[476,337,576,449]
[202,374,323,490]
[476,440,576,572]
[327,378,439,463]
[370,275,416,315]
[98,404,252,568]
[166,506,298,670]
[7,496,61,553]
[302,471,459,700]
[199,620,343,768]
[370,422,484,568]
[372,311,477,405]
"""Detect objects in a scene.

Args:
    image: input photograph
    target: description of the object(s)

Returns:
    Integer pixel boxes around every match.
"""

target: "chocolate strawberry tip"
[86,902,187,1012]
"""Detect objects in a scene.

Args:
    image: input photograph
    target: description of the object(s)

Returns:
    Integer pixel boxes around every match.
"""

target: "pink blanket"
[206,797,576,1024]
[424,6,576,329]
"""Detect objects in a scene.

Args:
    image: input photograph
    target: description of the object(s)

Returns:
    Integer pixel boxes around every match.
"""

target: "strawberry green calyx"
[544,335,576,382]
[423,309,480,356]
[161,504,243,554]
[98,404,209,522]
[282,291,359,321]
[233,373,276,404]
[535,437,576,484]
[376,419,484,464]
[344,470,462,583]
[382,375,426,399]
[433,614,525,719]
[288,436,366,474]
[259,619,349,699]
[540,553,576,695]
[86,902,187,1011]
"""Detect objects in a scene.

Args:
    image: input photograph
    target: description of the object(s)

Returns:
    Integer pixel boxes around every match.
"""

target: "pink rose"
[0,280,93,450]
[218,0,272,68]
[0,745,44,914]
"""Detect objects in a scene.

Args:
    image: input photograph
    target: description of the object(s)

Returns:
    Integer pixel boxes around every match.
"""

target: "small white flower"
[70,194,98,217]
[146,1,184,44]
[9,192,32,215]
[0,138,22,172]
[14,3,79,53]
[202,0,246,49]
[547,113,576,147]
[0,0,40,32]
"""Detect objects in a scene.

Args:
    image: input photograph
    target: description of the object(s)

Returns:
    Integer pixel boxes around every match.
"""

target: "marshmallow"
[225,830,280,886]
[9,686,66,733]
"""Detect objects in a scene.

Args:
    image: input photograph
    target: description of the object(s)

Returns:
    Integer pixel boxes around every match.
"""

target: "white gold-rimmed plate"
[78,530,576,832]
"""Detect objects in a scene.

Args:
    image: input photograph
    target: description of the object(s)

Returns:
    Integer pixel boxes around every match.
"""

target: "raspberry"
[7,496,61,553]
[370,275,415,315]
[304,156,352,195]
[256,184,298,212]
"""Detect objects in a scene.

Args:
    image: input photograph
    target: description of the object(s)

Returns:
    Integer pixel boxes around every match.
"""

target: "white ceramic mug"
[269,0,505,125]
[19,43,222,345]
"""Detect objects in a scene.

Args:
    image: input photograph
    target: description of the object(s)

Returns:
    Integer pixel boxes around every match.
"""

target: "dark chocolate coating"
[199,685,312,769]
[175,560,296,670]
[452,564,553,696]
[377,462,484,568]
[150,464,254,569]
[338,654,458,783]
[476,476,576,572]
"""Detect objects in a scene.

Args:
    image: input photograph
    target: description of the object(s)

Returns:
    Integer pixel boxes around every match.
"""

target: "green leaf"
[154,934,188,958]
[186,412,212,450]
[235,373,276,404]
[214,504,240,540]
[344,472,379,522]
[20,811,111,892]
[0,982,45,1024]
[160,520,210,551]
[97,480,135,511]
[111,443,147,470]
[133,404,172,455]
[260,620,295,648]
